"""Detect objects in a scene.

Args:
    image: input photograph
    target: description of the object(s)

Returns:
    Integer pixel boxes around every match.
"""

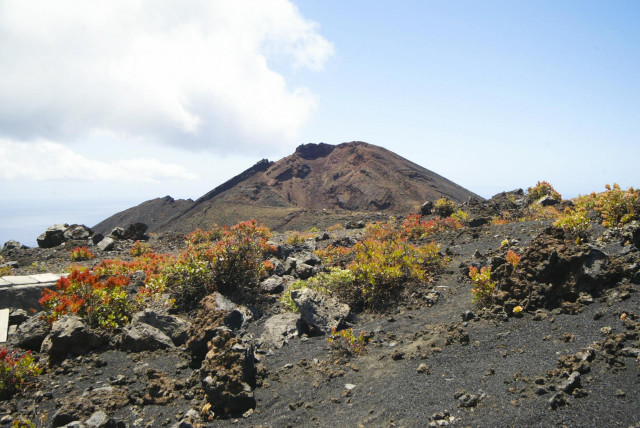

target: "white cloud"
[0,139,197,182]
[0,0,333,152]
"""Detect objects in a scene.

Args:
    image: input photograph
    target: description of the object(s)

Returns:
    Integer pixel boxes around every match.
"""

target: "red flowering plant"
[39,269,134,329]
[401,214,463,240]
[0,347,41,400]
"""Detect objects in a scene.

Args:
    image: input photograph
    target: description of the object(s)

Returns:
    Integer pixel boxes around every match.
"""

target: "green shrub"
[0,348,41,400]
[594,184,639,227]
[553,206,591,234]
[469,265,496,306]
[328,327,369,356]
[0,256,11,277]
[434,198,457,217]
[281,268,354,312]
[160,220,276,307]
[526,181,562,203]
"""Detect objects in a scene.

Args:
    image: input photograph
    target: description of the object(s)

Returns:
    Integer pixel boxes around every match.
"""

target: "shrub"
[401,214,462,240]
[327,223,344,232]
[281,268,354,312]
[0,348,41,400]
[130,240,152,256]
[69,246,94,261]
[328,327,369,356]
[553,206,590,234]
[505,250,521,268]
[594,184,639,227]
[314,245,354,267]
[520,204,562,221]
[39,270,134,329]
[434,198,457,217]
[160,220,276,306]
[526,181,562,203]
[469,266,496,306]
[346,222,444,309]
[0,256,11,277]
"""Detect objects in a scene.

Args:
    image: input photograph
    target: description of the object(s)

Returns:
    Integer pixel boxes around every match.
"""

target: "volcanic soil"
[1,203,640,427]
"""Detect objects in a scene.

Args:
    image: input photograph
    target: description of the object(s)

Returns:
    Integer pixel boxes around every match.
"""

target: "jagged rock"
[295,262,315,280]
[468,217,490,228]
[259,312,301,349]
[201,329,256,415]
[298,252,321,266]
[131,309,190,346]
[119,322,175,352]
[260,276,286,294]
[37,224,68,248]
[213,292,253,331]
[109,227,126,240]
[63,224,93,241]
[536,195,560,206]
[2,240,23,250]
[41,315,107,361]
[13,314,49,351]
[97,236,116,251]
[143,369,177,405]
[559,371,581,393]
[9,308,28,325]
[421,201,434,215]
[269,258,286,276]
[186,295,228,365]
[123,222,149,241]
[290,288,350,335]
[84,410,109,428]
[91,233,104,245]
[345,221,365,229]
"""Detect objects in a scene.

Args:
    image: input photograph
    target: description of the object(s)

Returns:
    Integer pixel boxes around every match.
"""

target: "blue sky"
[1,1,639,245]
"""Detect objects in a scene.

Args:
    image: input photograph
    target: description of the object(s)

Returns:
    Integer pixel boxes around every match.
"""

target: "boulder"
[201,329,256,415]
[131,309,190,346]
[213,292,253,331]
[259,312,301,349]
[123,222,149,241]
[13,314,49,351]
[260,276,285,294]
[91,233,104,245]
[421,201,434,216]
[109,227,126,240]
[295,262,315,280]
[97,236,116,251]
[290,288,350,335]
[63,224,93,241]
[41,315,107,361]
[119,322,175,352]
[536,195,560,206]
[37,224,68,248]
[2,240,23,250]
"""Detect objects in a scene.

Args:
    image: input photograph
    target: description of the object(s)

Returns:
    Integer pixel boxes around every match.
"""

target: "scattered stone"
[461,310,475,322]
[84,410,109,428]
[615,389,626,398]
[458,393,480,408]
[391,350,404,361]
[417,363,430,374]
[559,371,581,393]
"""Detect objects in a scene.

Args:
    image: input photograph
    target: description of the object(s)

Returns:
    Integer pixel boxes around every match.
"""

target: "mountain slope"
[94,141,481,234]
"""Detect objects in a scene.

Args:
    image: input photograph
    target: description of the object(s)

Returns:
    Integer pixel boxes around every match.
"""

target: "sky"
[1,0,639,246]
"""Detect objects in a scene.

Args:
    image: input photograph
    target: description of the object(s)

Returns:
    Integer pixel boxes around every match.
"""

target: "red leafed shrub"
[39,270,133,329]
[401,214,463,240]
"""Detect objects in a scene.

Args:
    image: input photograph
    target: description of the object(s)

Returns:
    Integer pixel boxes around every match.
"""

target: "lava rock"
[37,224,68,248]
[119,322,175,352]
[290,288,350,335]
[259,312,301,349]
[131,309,190,346]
